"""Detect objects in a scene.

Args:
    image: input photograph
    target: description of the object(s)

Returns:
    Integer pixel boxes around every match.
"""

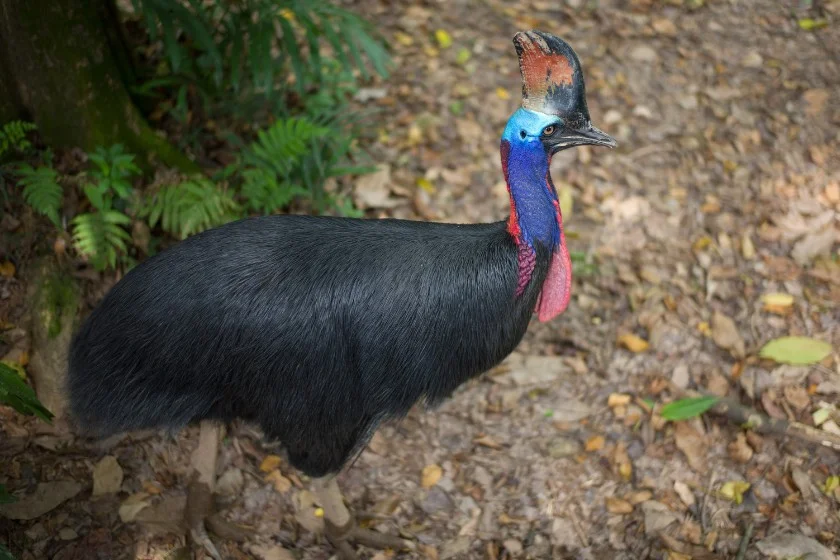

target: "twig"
[673,386,840,452]
[735,522,754,560]
[567,501,590,548]
[711,396,840,451]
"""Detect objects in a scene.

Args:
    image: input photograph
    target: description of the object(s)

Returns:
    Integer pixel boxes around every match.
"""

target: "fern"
[16,164,63,226]
[129,1,390,117]
[72,210,133,271]
[0,120,36,158]
[0,362,53,423]
[140,177,240,239]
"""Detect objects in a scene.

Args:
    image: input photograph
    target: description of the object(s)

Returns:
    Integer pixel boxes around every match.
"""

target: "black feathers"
[68,215,549,476]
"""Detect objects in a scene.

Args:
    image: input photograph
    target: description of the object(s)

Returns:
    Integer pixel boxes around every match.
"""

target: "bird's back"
[68,214,548,475]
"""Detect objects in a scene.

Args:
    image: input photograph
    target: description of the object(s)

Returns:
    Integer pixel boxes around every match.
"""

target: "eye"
[542,125,556,136]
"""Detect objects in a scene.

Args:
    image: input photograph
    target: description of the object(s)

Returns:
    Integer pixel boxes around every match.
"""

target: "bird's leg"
[186,420,222,560]
[311,476,413,560]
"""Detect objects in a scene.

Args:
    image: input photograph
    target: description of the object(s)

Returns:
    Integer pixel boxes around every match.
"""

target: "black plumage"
[68,216,549,476]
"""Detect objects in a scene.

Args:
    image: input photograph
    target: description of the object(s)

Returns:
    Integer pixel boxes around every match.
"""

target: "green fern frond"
[140,177,240,239]
[72,210,132,270]
[0,120,37,158]
[16,164,63,227]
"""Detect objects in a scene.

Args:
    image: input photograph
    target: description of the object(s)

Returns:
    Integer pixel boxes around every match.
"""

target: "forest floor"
[2,0,840,559]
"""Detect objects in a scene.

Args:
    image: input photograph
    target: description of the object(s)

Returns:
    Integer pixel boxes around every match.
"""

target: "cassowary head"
[503,31,616,154]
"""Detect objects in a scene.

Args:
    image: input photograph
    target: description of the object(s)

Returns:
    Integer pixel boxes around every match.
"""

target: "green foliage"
[71,145,140,270]
[16,164,62,227]
[0,541,15,560]
[660,396,719,421]
[140,177,240,239]
[0,362,53,423]
[0,120,36,158]
[131,0,390,115]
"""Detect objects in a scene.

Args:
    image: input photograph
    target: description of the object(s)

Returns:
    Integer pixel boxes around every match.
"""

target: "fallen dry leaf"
[585,435,605,452]
[421,464,443,488]
[0,261,15,278]
[605,496,634,514]
[259,455,283,473]
[608,393,632,407]
[711,311,745,358]
[92,455,123,496]
[727,433,753,463]
[474,434,502,449]
[761,293,794,315]
[264,470,292,493]
[674,421,708,472]
[617,333,649,353]
[719,480,750,505]
[673,481,695,507]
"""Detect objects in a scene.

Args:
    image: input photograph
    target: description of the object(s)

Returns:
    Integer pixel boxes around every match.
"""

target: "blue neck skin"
[501,109,561,251]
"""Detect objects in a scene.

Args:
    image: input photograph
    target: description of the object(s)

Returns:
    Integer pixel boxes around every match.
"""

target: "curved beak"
[551,123,617,152]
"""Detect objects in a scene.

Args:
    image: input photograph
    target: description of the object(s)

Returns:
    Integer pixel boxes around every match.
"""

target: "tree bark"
[0,0,198,173]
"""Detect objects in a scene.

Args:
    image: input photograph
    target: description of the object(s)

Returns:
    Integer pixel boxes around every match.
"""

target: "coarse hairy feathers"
[68,215,550,476]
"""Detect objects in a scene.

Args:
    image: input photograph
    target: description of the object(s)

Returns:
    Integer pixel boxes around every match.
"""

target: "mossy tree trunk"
[0,0,198,172]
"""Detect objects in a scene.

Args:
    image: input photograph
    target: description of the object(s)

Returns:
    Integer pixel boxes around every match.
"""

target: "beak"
[552,123,617,152]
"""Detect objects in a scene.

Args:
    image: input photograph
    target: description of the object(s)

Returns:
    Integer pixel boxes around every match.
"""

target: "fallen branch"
[673,386,840,452]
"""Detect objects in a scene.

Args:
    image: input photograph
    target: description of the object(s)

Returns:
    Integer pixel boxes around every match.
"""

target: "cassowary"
[68,31,615,559]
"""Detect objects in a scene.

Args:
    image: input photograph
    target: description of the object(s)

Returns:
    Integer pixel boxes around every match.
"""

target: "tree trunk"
[0,0,198,173]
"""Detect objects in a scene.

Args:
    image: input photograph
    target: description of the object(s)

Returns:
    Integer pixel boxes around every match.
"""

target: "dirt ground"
[2,0,839,559]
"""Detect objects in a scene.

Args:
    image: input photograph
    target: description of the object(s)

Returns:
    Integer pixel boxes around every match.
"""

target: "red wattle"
[536,200,572,322]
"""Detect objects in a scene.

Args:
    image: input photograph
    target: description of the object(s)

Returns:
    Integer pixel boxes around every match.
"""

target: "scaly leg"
[186,420,221,560]
[312,476,414,560]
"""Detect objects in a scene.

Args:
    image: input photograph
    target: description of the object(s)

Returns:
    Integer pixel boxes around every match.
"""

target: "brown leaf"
[608,393,632,408]
[474,434,503,449]
[783,385,810,411]
[585,435,605,452]
[421,464,443,488]
[727,433,753,463]
[259,455,283,473]
[707,372,730,397]
[605,497,634,514]
[711,311,745,358]
[264,470,292,493]
[674,421,707,472]
[673,481,695,507]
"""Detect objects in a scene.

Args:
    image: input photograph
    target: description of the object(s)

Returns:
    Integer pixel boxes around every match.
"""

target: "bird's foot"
[325,517,414,560]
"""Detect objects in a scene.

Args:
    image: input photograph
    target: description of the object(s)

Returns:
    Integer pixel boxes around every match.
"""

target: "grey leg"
[186,420,221,560]
[311,476,414,560]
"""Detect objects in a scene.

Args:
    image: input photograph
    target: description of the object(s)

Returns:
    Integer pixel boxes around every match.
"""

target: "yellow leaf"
[823,475,839,495]
[0,261,15,278]
[259,455,283,473]
[421,464,443,488]
[264,470,292,493]
[585,435,605,452]
[608,393,632,407]
[697,321,711,336]
[692,235,712,251]
[495,87,510,100]
[798,18,828,31]
[416,178,436,194]
[394,32,414,46]
[1,360,26,379]
[719,480,750,504]
[761,293,794,315]
[618,461,632,480]
[278,8,295,22]
[434,29,452,49]
[314,507,324,517]
[617,334,649,353]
